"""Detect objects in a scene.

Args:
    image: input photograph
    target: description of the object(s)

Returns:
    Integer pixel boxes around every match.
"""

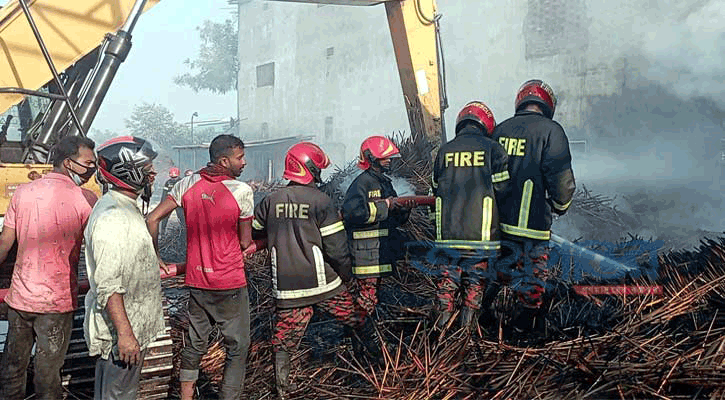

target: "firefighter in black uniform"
[159,166,184,235]
[342,136,414,318]
[492,79,576,331]
[431,101,510,333]
[252,142,379,399]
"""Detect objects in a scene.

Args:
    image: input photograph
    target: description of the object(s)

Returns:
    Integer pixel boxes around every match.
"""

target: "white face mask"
[68,170,84,186]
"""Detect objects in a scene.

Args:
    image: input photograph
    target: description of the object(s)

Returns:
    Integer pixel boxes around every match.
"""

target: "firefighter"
[492,79,576,331]
[159,166,183,236]
[341,136,414,318]
[252,142,379,399]
[431,101,510,334]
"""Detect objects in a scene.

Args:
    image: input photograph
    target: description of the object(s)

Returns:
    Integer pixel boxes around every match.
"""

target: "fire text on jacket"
[443,151,485,167]
[368,190,381,198]
[498,137,527,156]
[275,203,310,219]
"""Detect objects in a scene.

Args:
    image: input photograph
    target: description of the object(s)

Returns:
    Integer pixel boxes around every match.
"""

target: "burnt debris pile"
[154,132,725,399]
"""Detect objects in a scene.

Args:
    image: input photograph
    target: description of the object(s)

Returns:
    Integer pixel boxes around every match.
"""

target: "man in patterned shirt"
[147,134,255,400]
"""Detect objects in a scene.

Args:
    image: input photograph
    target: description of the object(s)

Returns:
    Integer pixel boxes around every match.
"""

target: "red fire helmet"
[515,79,557,119]
[455,101,496,135]
[357,136,400,170]
[283,142,331,184]
[169,167,180,178]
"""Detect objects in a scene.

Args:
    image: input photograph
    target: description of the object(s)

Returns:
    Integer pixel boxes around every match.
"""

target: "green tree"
[124,102,188,148]
[87,128,121,145]
[174,19,238,94]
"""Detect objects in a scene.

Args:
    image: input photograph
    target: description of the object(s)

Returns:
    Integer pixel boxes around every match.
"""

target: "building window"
[256,62,275,87]
[325,47,334,80]
[325,117,333,140]
[261,122,269,139]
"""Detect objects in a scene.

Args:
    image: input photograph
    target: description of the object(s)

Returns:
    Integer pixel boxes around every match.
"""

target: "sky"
[91,0,238,135]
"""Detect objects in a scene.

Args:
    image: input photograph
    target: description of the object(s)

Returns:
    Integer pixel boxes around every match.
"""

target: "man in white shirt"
[83,136,165,400]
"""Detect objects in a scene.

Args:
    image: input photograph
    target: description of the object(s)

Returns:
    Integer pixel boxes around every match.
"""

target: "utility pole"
[190,111,198,144]
[191,111,198,168]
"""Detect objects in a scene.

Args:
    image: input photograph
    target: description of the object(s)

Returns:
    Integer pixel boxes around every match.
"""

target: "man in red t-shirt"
[147,134,254,400]
[0,136,98,400]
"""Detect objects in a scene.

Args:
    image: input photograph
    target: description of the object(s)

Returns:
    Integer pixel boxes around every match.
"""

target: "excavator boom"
[269,0,445,151]
[0,0,159,115]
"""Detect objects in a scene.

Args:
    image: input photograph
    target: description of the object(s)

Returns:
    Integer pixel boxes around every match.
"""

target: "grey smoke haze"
[638,1,725,108]
[519,0,725,247]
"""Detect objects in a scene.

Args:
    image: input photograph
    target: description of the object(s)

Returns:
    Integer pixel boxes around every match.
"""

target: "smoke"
[555,0,725,248]
[572,139,715,185]
[638,1,725,108]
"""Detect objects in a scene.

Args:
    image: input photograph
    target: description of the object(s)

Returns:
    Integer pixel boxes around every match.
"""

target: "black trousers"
[0,307,73,400]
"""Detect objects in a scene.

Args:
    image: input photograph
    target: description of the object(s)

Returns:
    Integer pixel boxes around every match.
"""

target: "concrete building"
[232,0,720,171]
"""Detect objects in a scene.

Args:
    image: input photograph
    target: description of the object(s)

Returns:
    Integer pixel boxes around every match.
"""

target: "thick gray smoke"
[639,1,725,108]
[546,0,725,248]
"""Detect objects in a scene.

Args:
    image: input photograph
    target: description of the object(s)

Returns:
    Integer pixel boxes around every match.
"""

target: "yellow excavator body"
[0,0,159,114]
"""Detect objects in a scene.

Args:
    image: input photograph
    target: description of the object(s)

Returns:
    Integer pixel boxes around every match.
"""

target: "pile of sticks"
[163,235,725,399]
[158,133,725,399]
[568,185,629,230]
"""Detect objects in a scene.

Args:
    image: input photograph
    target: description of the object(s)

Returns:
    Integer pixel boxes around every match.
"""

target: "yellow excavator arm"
[0,0,159,115]
[0,0,159,214]
[269,0,444,150]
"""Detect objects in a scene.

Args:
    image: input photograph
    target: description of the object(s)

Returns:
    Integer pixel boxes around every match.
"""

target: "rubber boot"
[274,351,296,400]
[510,306,537,333]
[350,318,384,363]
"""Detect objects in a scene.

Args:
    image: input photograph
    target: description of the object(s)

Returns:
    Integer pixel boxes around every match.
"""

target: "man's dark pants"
[180,287,250,400]
[0,307,73,400]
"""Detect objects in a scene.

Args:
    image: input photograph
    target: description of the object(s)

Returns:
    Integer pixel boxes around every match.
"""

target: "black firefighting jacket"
[492,110,576,241]
[252,182,352,309]
[162,176,181,199]
[341,169,410,278]
[432,126,510,255]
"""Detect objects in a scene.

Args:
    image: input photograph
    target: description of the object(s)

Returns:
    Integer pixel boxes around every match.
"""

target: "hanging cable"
[434,13,449,143]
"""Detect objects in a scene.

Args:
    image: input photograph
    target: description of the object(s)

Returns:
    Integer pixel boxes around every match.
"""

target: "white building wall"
[236,0,701,164]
